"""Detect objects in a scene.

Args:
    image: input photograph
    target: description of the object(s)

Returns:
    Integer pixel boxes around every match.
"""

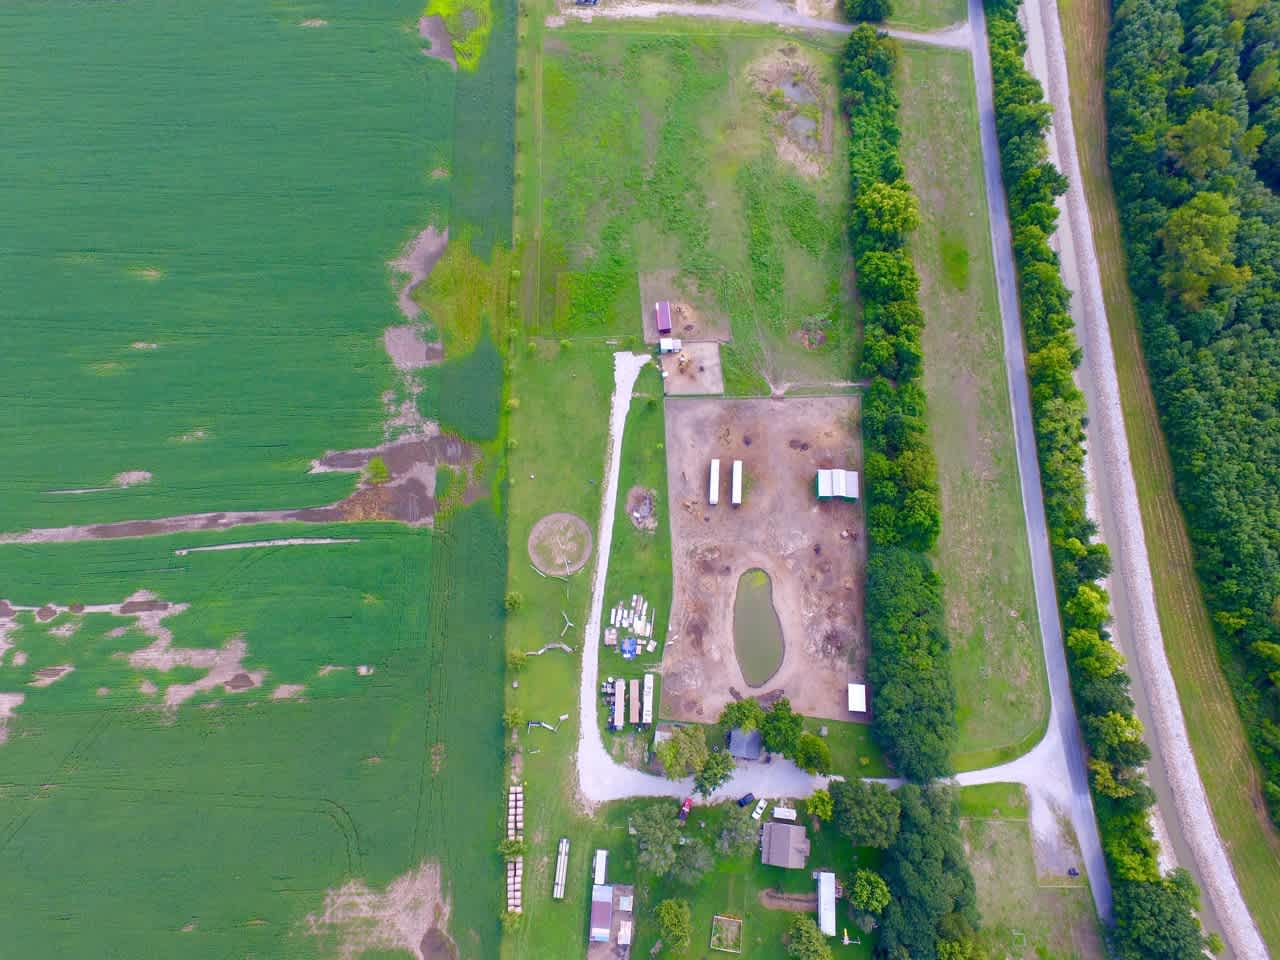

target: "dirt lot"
[660,396,864,723]
[638,269,731,343]
[660,342,724,395]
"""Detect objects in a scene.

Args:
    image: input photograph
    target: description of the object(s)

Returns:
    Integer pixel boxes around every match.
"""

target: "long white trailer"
[709,458,720,505]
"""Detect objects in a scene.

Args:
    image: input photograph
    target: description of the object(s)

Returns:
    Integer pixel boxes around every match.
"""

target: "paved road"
[964,0,1111,920]
[1020,0,1265,953]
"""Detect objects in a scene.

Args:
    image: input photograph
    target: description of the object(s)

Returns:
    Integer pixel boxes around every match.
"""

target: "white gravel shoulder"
[1021,0,1266,954]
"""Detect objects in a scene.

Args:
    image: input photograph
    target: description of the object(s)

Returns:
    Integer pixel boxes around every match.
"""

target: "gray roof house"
[727,727,763,761]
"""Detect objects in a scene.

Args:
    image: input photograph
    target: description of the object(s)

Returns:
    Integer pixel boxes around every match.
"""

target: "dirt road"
[1020,0,1265,953]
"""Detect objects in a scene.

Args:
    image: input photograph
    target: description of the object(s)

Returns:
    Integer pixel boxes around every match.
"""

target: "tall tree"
[761,698,804,756]
[694,750,735,797]
[632,804,680,876]
[830,779,901,848]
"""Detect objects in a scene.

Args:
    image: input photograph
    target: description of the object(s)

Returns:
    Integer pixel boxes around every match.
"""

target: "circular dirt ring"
[527,512,593,576]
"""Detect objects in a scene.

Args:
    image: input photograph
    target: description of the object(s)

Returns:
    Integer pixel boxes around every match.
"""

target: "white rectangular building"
[772,806,798,822]
[612,679,625,730]
[848,682,867,713]
[817,871,837,936]
[709,458,721,505]
[593,848,608,885]
[731,459,743,506]
[553,838,569,900]
[642,673,655,724]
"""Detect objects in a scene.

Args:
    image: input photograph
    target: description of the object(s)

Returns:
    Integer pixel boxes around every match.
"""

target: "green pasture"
[0,0,462,531]
[958,784,1103,959]
[896,44,1048,769]
[0,518,505,959]
[532,26,856,390]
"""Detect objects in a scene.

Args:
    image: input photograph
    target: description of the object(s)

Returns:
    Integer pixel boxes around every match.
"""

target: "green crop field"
[0,520,505,959]
[897,44,1048,770]
[0,1,517,957]
[530,25,856,392]
[0,0,464,531]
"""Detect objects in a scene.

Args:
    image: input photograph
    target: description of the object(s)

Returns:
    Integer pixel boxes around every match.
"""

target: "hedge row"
[984,4,1213,956]
[840,25,955,784]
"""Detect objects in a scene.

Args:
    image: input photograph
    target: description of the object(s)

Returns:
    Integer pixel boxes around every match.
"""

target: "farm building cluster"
[601,673,656,731]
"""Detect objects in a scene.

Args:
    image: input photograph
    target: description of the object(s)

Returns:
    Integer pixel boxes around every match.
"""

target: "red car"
[677,797,693,824]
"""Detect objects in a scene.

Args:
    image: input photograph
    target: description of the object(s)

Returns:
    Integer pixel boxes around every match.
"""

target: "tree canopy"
[830,779,900,849]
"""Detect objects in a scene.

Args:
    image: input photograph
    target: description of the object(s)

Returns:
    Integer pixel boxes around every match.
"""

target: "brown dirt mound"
[527,512,593,576]
[625,486,658,532]
[759,888,817,912]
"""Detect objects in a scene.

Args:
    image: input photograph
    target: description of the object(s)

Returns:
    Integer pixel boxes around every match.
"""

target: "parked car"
[751,797,768,820]
[677,797,693,824]
[737,793,756,808]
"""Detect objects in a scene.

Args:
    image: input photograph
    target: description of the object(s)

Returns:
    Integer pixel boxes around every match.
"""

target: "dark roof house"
[727,727,763,761]
[760,822,810,870]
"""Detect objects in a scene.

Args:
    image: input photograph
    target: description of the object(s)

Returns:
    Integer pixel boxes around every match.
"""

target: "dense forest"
[984,2,1214,956]
[1107,0,1280,824]
[839,27,983,958]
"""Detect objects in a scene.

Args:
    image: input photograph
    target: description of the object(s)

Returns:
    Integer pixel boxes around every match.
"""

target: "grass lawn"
[631,799,877,959]
[887,0,969,32]
[1055,0,1280,945]
[532,22,857,391]
[896,43,1048,770]
[597,362,672,756]
[959,784,1103,960]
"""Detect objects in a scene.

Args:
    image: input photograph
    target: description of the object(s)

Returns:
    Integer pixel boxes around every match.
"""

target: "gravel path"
[1020,0,1265,954]
[557,0,972,48]
[575,353,831,806]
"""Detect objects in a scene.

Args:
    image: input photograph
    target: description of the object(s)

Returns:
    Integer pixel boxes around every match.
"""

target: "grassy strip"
[895,44,1047,768]
[984,3,1212,955]
[1056,0,1280,942]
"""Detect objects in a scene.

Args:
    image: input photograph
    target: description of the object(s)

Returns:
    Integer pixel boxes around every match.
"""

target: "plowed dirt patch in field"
[304,861,455,960]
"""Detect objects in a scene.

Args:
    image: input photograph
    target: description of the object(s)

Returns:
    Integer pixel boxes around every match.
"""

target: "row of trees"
[719,697,833,772]
[836,27,981,960]
[984,3,1216,957]
[840,25,957,785]
[1107,0,1280,825]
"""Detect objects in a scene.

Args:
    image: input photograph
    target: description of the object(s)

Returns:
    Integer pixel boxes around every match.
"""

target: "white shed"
[593,848,608,885]
[848,682,867,713]
[709,458,721,506]
[731,459,743,506]
[817,871,837,936]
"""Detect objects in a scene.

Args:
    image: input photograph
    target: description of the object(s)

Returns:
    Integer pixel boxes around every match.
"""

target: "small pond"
[733,568,784,686]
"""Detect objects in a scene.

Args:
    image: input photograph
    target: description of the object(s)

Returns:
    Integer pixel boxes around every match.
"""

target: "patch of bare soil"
[130,341,159,351]
[759,888,818,912]
[2,432,480,545]
[271,684,305,700]
[661,396,865,723]
[430,742,446,775]
[528,512,593,576]
[638,270,732,343]
[300,17,329,26]
[174,427,209,443]
[304,861,454,960]
[130,627,264,710]
[625,486,658,532]
[418,16,458,69]
[114,470,152,487]
[384,325,444,372]
[660,341,725,396]
[390,226,449,321]
[0,693,24,744]
[132,267,163,281]
[749,53,833,179]
[36,605,56,622]
[29,665,74,688]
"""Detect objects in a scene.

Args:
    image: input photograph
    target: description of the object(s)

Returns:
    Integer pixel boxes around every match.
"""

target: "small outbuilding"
[655,300,673,335]
[815,468,859,501]
[731,459,743,506]
[589,884,613,942]
[817,871,837,936]
[709,458,721,506]
[847,682,867,714]
[727,727,763,761]
[760,822,810,870]
[658,337,682,354]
